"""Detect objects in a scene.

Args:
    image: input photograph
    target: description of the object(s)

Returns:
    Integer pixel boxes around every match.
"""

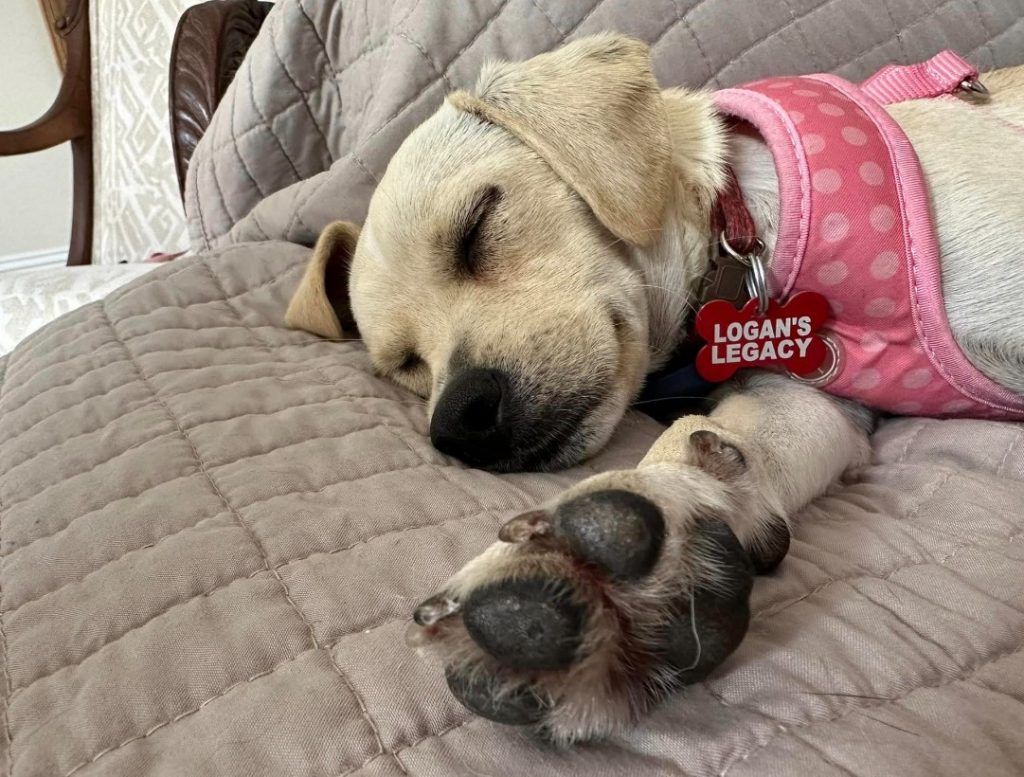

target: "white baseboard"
[0,246,70,272]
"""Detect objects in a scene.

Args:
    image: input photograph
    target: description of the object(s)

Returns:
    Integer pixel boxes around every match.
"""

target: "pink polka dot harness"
[712,51,1024,420]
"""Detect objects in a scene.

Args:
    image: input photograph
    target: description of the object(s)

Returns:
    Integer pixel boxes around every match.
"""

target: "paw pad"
[554,489,665,580]
[445,667,550,725]
[463,577,584,670]
[748,517,791,574]
[419,492,763,741]
[661,518,753,683]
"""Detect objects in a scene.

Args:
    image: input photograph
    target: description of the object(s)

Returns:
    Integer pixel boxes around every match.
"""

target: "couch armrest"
[169,0,274,202]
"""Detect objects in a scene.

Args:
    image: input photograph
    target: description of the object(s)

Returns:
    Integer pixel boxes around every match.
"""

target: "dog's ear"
[285,221,360,338]
[448,34,671,247]
[689,430,746,480]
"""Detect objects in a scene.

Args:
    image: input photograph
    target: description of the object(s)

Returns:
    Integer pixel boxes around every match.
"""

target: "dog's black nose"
[430,368,513,468]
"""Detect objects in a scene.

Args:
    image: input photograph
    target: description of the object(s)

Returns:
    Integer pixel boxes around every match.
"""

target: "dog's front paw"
[408,480,759,745]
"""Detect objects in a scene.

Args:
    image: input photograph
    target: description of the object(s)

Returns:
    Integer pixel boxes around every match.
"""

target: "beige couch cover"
[2,1,1023,774]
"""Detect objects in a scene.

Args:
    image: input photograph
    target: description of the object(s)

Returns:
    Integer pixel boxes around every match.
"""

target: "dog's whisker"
[592,225,680,255]
[680,587,703,672]
[596,235,629,253]
[596,228,661,251]
[621,282,700,315]
[632,395,718,406]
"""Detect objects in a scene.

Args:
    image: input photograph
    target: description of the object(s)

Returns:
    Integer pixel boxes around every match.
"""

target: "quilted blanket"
[3,1,1024,776]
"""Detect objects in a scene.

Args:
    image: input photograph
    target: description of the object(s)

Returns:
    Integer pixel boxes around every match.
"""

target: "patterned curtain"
[89,0,204,264]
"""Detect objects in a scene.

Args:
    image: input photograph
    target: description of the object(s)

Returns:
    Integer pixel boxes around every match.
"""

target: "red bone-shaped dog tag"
[694,291,831,382]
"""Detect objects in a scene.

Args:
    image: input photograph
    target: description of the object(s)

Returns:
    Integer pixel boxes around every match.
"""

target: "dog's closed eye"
[454,185,503,277]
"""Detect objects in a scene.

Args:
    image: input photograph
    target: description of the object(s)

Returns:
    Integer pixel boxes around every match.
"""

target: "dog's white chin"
[569,389,638,467]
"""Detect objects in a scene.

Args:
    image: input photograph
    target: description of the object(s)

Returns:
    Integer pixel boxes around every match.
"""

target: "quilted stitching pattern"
[3,2,1024,774]
[1,252,1022,777]
[0,247,663,776]
[186,0,1024,250]
[1,259,1024,776]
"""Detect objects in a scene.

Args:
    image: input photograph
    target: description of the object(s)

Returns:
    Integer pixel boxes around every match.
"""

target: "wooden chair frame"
[0,0,272,267]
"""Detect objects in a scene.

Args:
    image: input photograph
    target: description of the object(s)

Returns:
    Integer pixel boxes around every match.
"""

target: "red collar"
[696,166,761,310]
[710,166,760,257]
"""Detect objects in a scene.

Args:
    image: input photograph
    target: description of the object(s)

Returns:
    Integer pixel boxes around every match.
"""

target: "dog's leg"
[409,372,873,744]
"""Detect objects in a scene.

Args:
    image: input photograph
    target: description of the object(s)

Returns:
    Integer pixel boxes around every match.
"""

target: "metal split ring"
[719,232,770,316]
[744,253,770,316]
[960,78,989,96]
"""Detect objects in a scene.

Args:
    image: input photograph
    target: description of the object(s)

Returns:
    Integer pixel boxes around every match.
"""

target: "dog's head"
[287,35,724,471]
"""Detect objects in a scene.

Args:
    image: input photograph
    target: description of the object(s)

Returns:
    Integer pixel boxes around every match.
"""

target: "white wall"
[0,0,73,268]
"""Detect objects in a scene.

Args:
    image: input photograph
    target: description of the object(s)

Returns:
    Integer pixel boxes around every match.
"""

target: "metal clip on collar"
[720,232,769,316]
[961,78,989,96]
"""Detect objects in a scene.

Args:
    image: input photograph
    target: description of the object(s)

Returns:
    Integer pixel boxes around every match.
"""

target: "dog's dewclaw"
[413,593,461,626]
[498,510,553,543]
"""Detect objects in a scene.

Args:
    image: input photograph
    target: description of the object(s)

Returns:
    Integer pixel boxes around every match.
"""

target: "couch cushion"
[186,0,1024,252]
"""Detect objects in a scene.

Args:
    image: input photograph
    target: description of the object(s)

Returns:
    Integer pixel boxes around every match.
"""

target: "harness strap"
[859,50,979,105]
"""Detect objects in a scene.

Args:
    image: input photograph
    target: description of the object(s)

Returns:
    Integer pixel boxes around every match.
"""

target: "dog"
[285,34,1024,744]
